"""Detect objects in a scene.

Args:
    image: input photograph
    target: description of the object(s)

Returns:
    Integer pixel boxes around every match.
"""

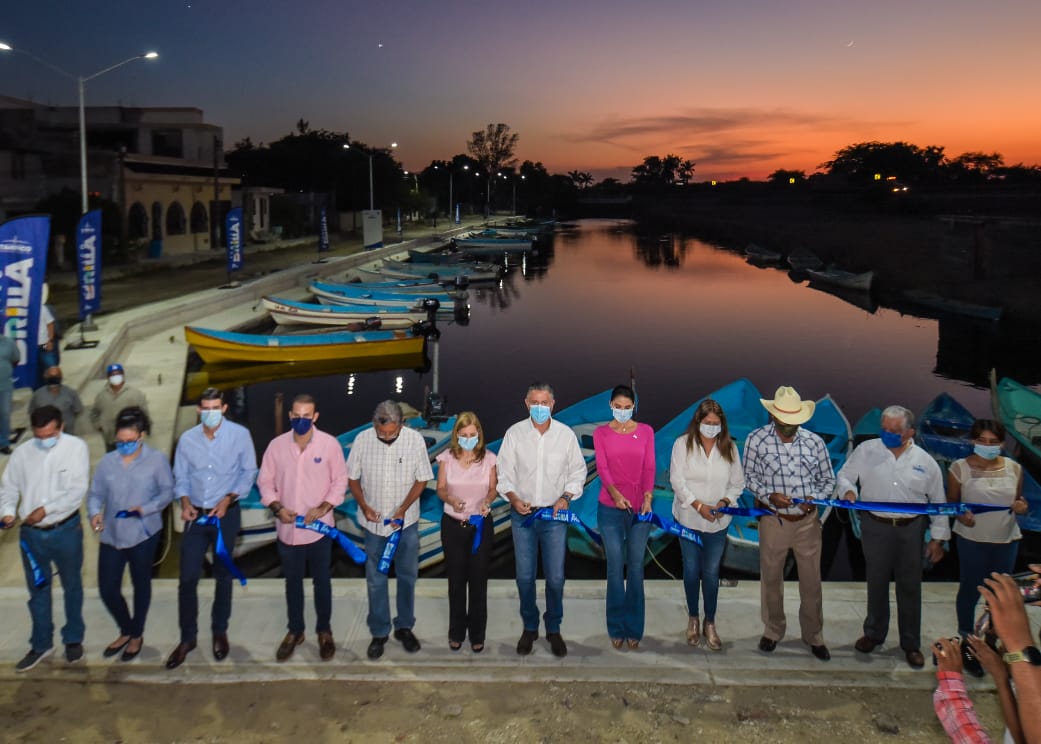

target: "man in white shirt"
[497,382,586,657]
[347,400,434,661]
[837,405,947,669]
[0,405,90,673]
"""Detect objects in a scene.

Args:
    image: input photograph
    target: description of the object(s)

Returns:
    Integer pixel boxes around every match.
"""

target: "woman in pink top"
[436,412,497,652]
[593,385,655,649]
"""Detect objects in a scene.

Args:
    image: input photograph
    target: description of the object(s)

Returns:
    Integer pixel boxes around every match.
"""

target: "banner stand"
[64,321,99,351]
[313,208,330,263]
[220,207,243,288]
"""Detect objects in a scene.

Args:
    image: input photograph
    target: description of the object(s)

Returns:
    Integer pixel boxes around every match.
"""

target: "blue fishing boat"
[309,279,456,308]
[918,392,976,470]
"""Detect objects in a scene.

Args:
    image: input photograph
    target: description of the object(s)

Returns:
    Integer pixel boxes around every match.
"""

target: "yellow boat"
[184,326,426,364]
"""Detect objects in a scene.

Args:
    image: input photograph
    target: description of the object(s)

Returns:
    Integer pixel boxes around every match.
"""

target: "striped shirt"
[742,423,835,516]
[346,426,433,537]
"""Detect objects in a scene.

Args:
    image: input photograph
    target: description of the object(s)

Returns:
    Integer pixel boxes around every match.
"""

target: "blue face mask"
[611,407,634,423]
[200,409,223,428]
[974,444,1001,460]
[458,435,479,451]
[34,436,59,451]
[290,417,314,436]
[880,429,904,448]
[116,439,141,457]
[529,404,551,425]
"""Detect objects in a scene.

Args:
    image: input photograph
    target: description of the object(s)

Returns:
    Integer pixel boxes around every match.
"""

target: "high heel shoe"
[686,616,700,646]
[703,621,722,651]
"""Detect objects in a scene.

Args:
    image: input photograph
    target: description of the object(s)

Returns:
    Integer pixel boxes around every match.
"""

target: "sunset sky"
[3,0,1039,181]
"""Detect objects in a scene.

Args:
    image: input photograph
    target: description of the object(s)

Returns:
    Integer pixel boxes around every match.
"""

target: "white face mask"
[611,407,634,423]
[699,423,722,439]
[109,374,125,386]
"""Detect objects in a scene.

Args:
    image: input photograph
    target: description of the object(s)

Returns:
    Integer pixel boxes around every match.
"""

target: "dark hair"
[115,406,151,435]
[682,398,736,463]
[970,418,1007,441]
[200,387,224,403]
[610,385,636,405]
[30,405,63,429]
[292,393,317,409]
[526,381,554,398]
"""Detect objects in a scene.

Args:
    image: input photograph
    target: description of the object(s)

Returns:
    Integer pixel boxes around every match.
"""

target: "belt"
[28,511,79,531]
[775,511,810,522]
[865,511,921,527]
[193,501,240,516]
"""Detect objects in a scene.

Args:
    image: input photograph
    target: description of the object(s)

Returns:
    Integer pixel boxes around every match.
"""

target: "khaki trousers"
[758,514,824,646]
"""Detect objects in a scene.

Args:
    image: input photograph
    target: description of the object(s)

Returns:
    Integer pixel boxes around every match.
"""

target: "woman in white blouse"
[670,399,745,650]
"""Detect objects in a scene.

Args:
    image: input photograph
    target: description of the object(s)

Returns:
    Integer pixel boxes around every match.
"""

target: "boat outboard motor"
[422,298,441,326]
[453,274,470,291]
[424,391,447,423]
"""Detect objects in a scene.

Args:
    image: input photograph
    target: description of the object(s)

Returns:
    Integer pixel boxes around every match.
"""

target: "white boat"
[805,268,874,292]
[262,296,425,328]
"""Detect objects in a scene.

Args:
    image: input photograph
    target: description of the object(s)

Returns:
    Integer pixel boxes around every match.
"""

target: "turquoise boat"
[309,279,455,307]
[992,375,1041,472]
[918,392,976,470]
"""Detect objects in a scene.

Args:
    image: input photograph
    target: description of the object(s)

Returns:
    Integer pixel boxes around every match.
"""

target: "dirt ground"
[0,679,1006,743]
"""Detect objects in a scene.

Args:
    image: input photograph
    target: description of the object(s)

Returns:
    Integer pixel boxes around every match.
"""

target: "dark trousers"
[97,533,160,638]
[278,536,333,635]
[955,535,1019,636]
[440,514,492,644]
[177,504,241,643]
[861,514,927,650]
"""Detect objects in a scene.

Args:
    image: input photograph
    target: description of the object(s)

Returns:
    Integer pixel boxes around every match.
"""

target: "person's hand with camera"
[964,634,1024,744]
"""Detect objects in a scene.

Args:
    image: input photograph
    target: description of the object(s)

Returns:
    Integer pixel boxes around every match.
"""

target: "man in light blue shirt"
[165,388,257,670]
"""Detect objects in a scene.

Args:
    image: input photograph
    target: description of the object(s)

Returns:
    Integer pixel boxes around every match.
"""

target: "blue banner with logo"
[454,203,460,225]
[226,207,243,272]
[76,209,101,319]
[318,208,329,252]
[0,215,49,389]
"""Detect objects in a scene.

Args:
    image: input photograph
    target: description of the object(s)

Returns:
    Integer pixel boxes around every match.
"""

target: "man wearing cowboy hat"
[743,386,835,660]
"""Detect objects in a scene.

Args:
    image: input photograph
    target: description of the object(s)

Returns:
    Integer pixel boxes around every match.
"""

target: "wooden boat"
[902,290,1002,322]
[805,268,874,292]
[381,258,503,282]
[786,249,823,271]
[917,392,976,471]
[262,297,425,328]
[407,248,474,264]
[744,243,781,263]
[453,230,535,252]
[309,280,456,307]
[991,374,1041,471]
[852,408,882,446]
[339,275,447,291]
[184,325,424,364]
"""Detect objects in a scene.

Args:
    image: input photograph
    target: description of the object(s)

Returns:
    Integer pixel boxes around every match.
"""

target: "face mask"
[529,404,551,425]
[116,439,141,457]
[611,407,634,423]
[775,423,799,439]
[290,417,313,436]
[458,435,479,451]
[45,376,62,386]
[880,430,904,449]
[974,443,1001,460]
[200,409,223,428]
[700,423,722,439]
[35,436,59,451]
[109,375,125,386]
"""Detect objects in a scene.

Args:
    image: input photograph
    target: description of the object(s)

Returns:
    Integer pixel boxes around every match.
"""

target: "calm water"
[195,219,1041,578]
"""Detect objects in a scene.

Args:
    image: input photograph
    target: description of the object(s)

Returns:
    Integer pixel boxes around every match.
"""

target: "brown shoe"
[703,620,722,651]
[855,635,882,654]
[318,632,336,662]
[276,632,305,662]
[165,641,197,670]
[686,616,700,646]
[212,633,230,661]
[905,649,925,669]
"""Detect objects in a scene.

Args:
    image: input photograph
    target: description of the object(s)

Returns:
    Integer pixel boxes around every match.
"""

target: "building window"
[128,202,148,240]
[151,202,163,240]
[190,201,208,234]
[166,201,187,235]
[151,129,184,158]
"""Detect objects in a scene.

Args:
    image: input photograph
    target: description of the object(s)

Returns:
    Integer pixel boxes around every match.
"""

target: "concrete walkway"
[0,578,1007,689]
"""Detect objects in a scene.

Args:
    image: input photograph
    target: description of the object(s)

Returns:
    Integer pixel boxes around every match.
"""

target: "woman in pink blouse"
[593,385,655,649]
[436,412,497,652]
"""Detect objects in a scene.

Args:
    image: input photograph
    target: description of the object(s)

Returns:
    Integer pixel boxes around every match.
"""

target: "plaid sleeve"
[933,671,992,744]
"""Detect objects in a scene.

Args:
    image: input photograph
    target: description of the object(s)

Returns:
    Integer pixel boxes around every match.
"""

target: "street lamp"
[344,141,397,210]
[0,43,158,214]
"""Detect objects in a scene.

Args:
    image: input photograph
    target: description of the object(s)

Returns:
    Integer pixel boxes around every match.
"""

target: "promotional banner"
[76,209,101,319]
[318,208,330,252]
[454,203,460,224]
[0,214,49,388]
[396,207,402,236]
[226,207,243,272]
[362,209,383,249]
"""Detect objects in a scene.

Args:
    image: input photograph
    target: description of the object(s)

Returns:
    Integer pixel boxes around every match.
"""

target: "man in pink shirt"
[258,394,348,662]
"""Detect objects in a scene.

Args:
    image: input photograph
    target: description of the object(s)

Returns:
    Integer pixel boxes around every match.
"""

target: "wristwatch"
[1002,646,1041,666]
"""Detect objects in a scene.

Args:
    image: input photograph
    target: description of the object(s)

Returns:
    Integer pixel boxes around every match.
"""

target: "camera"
[973,571,1040,638]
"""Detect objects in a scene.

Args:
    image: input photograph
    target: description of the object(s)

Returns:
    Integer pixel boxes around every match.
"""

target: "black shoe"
[121,638,143,663]
[758,636,777,652]
[393,628,421,653]
[65,643,84,664]
[0,447,12,455]
[905,648,925,669]
[811,644,831,661]
[547,633,568,658]
[367,636,388,660]
[165,641,197,670]
[516,629,538,655]
[961,643,984,677]
[212,633,229,661]
[103,636,131,658]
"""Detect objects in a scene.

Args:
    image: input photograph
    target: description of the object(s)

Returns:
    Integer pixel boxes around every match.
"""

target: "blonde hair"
[450,411,487,462]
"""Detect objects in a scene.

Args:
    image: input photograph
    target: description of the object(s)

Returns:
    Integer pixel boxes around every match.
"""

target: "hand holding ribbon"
[194,515,247,586]
[791,498,1011,516]
[521,507,602,546]
[294,516,366,564]
[378,519,404,574]
[634,511,703,546]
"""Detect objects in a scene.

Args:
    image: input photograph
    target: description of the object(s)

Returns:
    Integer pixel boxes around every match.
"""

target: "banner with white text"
[0,214,50,388]
[362,209,383,249]
[76,209,102,319]
[226,207,243,272]
[318,208,330,252]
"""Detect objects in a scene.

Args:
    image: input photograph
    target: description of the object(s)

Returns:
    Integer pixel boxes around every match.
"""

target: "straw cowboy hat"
[760,386,815,425]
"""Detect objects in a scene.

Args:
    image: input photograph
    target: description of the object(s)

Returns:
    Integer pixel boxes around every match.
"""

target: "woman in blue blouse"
[87,407,174,661]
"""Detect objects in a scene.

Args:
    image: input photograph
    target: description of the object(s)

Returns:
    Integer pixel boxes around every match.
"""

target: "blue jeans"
[0,387,11,448]
[598,503,652,640]
[177,504,241,643]
[278,536,333,635]
[680,528,727,622]
[98,533,160,638]
[364,524,418,637]
[511,510,567,634]
[20,516,85,652]
[956,535,1019,636]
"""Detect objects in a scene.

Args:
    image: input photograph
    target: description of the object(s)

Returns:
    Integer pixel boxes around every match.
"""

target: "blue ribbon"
[792,498,1012,516]
[194,515,247,586]
[378,519,404,574]
[715,506,776,518]
[634,511,703,546]
[468,514,485,554]
[115,510,141,519]
[20,540,47,588]
[521,507,603,546]
[293,516,366,564]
